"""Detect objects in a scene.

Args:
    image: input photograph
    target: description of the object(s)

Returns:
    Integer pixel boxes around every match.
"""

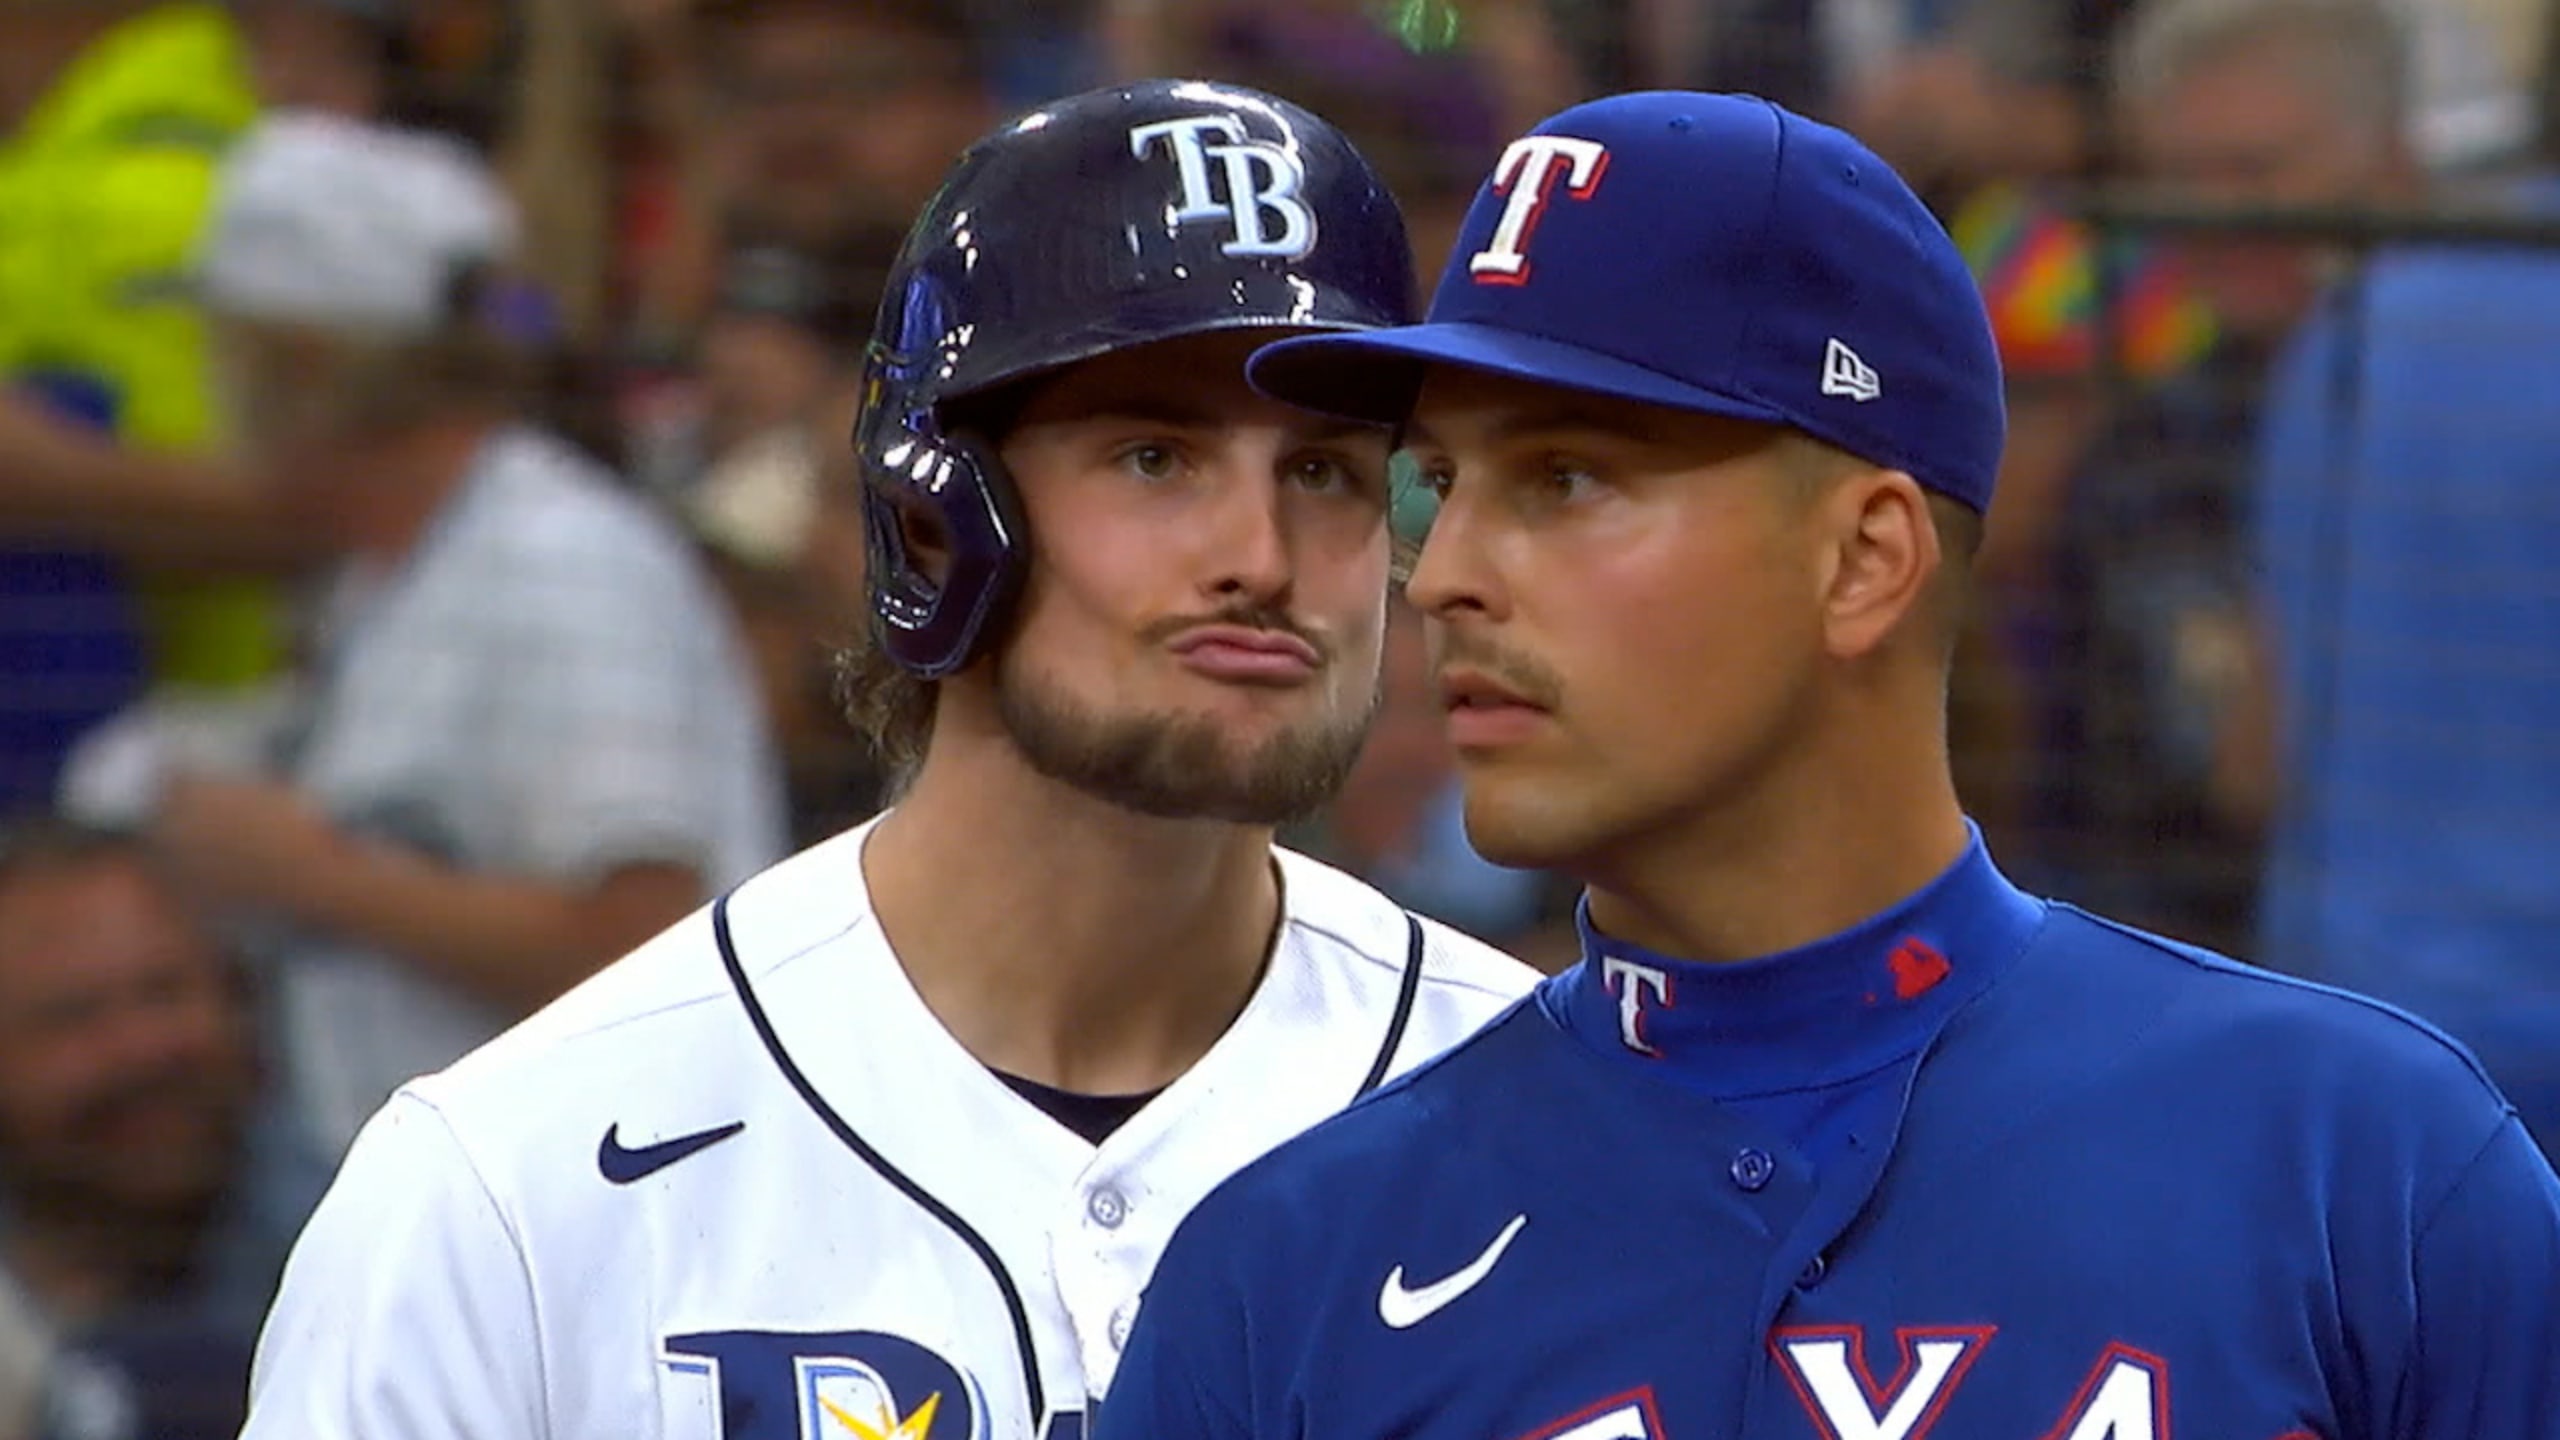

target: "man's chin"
[1000,673,1372,826]
[1456,784,1590,874]
[1073,744,1354,827]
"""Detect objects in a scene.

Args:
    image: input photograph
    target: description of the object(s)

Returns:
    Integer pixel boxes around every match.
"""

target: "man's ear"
[1818,469,1939,661]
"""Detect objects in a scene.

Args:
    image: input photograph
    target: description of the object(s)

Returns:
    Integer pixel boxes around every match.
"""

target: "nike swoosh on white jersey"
[1378,1213,1529,1329]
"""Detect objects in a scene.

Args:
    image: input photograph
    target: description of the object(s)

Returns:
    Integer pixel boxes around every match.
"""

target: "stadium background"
[0,0,2552,1436]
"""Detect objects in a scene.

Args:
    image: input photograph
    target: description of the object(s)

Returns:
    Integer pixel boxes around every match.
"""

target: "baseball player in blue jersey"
[1095,91,2560,1440]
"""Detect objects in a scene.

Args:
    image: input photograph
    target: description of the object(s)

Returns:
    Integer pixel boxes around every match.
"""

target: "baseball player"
[236,80,1533,1440]
[1097,91,2560,1439]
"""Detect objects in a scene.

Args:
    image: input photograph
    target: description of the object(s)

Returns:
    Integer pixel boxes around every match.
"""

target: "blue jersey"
[1098,839,2560,1439]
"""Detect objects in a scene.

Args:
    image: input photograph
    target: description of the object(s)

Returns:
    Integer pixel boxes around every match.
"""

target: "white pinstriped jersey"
[280,425,787,1153]
[239,818,1535,1440]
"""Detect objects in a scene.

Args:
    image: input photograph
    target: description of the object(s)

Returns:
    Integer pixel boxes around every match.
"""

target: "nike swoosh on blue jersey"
[597,1121,746,1184]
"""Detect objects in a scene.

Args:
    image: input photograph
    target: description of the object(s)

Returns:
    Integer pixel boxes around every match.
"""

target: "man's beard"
[996,654,1377,825]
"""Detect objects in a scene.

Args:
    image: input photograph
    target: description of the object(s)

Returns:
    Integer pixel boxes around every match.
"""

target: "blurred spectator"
[1835,0,2131,198]
[1613,0,2531,206]
[2118,0,2429,338]
[1095,0,1564,285]
[1955,185,2219,587]
[229,0,397,119]
[699,0,994,247]
[1948,182,2258,947]
[688,460,888,849]
[655,242,896,845]
[616,0,997,361]
[629,242,879,501]
[2126,0,2560,1153]
[0,1,284,817]
[2393,0,2541,174]
[370,0,519,151]
[1601,0,2125,193]
[0,398,296,568]
[68,113,785,1156]
[1289,600,1552,956]
[1101,0,1576,143]
[2250,108,2560,1150]
[953,0,1109,105]
[0,818,325,1440]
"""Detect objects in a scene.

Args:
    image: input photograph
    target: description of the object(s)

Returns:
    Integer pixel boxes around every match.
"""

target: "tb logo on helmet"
[1130,115,1317,260]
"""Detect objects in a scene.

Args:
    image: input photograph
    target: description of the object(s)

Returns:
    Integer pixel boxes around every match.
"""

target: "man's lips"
[1438,668,1545,712]
[1169,624,1322,682]
[1438,667,1553,747]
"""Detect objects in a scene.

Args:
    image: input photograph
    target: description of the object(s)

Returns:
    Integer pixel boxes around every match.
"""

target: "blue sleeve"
[2400,1117,2560,1437]
[1095,1220,1259,1440]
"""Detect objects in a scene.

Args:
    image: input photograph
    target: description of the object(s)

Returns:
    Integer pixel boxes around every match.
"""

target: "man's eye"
[1545,460,1600,499]
[1288,454,1361,494]
[1119,444,1180,482]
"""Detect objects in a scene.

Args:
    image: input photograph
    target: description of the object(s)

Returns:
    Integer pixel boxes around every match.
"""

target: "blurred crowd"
[0,0,2554,1435]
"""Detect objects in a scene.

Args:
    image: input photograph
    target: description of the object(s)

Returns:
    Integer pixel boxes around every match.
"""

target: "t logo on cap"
[1130,115,1318,260]
[1468,136,1610,286]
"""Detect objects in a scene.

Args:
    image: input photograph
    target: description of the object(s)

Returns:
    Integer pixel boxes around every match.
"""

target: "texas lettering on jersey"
[1517,1329,2319,1440]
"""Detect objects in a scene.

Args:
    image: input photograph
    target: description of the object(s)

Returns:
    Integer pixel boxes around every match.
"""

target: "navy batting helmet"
[854,79,1419,679]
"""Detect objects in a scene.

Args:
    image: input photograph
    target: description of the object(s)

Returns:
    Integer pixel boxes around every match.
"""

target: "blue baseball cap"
[1248,92,2006,513]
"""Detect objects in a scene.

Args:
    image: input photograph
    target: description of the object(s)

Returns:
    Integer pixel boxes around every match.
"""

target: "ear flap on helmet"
[857,425,1029,680]
[855,267,1034,679]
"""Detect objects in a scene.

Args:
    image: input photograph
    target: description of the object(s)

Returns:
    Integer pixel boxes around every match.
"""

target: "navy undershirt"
[992,1069,1163,1146]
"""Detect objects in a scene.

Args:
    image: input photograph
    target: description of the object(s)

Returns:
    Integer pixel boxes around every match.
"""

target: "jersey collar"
[1548,828,2046,1097]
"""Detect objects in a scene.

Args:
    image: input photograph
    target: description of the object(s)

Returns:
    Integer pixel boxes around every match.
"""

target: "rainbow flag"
[1952,183,2218,382]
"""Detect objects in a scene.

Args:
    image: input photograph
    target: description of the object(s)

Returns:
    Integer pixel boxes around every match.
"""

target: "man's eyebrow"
[1290,417,1389,447]
[1037,396,1384,447]
[1402,402,1670,452]
[1053,396,1228,431]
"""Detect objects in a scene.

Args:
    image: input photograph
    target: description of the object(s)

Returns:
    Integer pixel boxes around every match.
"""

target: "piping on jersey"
[713,889,1427,1433]
[1358,917,1427,1094]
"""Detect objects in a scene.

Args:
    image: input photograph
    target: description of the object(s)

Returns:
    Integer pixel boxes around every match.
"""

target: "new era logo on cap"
[1821,339,1880,403]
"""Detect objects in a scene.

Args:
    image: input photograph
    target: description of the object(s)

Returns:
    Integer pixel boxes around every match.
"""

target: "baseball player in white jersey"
[236,79,1535,1440]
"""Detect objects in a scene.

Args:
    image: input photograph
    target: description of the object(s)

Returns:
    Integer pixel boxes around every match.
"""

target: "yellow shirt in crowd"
[0,1,278,688]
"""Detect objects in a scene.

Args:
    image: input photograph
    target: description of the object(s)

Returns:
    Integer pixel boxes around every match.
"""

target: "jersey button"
[1795,1254,1828,1290]
[1729,1148,1775,1192]
[1086,1186,1129,1229]
[1109,1301,1138,1351]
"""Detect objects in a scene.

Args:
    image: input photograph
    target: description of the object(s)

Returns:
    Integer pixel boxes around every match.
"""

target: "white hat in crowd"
[198,109,518,337]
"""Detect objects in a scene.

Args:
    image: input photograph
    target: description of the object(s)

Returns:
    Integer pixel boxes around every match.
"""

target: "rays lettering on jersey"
[1771,1327,2182,1440]
[662,1329,1086,1440]
[1129,115,1316,259]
